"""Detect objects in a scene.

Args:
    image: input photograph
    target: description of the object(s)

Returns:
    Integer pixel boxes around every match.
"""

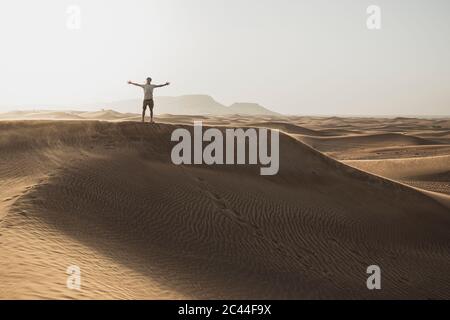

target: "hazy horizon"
[2,94,450,118]
[0,0,449,116]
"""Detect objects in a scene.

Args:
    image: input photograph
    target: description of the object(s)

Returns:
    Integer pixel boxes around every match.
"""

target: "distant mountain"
[228,103,278,116]
[92,95,280,116]
[156,95,227,115]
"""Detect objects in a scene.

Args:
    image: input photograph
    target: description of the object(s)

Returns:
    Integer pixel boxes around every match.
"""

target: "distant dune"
[0,110,85,120]
[345,156,450,197]
[77,110,137,120]
[0,117,449,299]
[299,133,438,153]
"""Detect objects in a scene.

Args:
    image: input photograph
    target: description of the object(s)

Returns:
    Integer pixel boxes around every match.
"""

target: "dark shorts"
[143,99,154,110]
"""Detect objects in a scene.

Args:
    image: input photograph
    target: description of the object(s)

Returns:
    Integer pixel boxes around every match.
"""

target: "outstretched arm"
[127,81,144,88]
[153,82,170,88]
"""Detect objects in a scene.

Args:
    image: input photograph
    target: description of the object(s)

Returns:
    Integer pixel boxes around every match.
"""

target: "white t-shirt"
[140,84,157,100]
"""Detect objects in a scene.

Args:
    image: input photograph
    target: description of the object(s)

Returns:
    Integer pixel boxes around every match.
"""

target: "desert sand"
[0,112,449,299]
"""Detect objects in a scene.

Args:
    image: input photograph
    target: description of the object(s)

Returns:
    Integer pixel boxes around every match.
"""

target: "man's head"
[146,77,152,84]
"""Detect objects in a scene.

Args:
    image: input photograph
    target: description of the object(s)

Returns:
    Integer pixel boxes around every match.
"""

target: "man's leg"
[142,101,147,122]
[150,100,155,123]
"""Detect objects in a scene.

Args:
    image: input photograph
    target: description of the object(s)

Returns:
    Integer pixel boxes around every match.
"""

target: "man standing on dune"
[128,77,170,123]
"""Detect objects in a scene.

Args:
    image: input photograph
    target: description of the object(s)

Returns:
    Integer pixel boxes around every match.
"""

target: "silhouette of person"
[128,77,170,123]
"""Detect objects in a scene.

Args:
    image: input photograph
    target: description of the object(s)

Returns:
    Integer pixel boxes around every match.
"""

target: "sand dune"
[0,110,85,120]
[327,145,450,161]
[345,155,450,180]
[299,133,438,152]
[78,110,137,120]
[283,117,449,198]
[1,120,449,299]
[245,121,326,136]
[345,156,450,196]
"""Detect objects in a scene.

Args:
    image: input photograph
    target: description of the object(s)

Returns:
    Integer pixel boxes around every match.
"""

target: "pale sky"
[0,0,449,115]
